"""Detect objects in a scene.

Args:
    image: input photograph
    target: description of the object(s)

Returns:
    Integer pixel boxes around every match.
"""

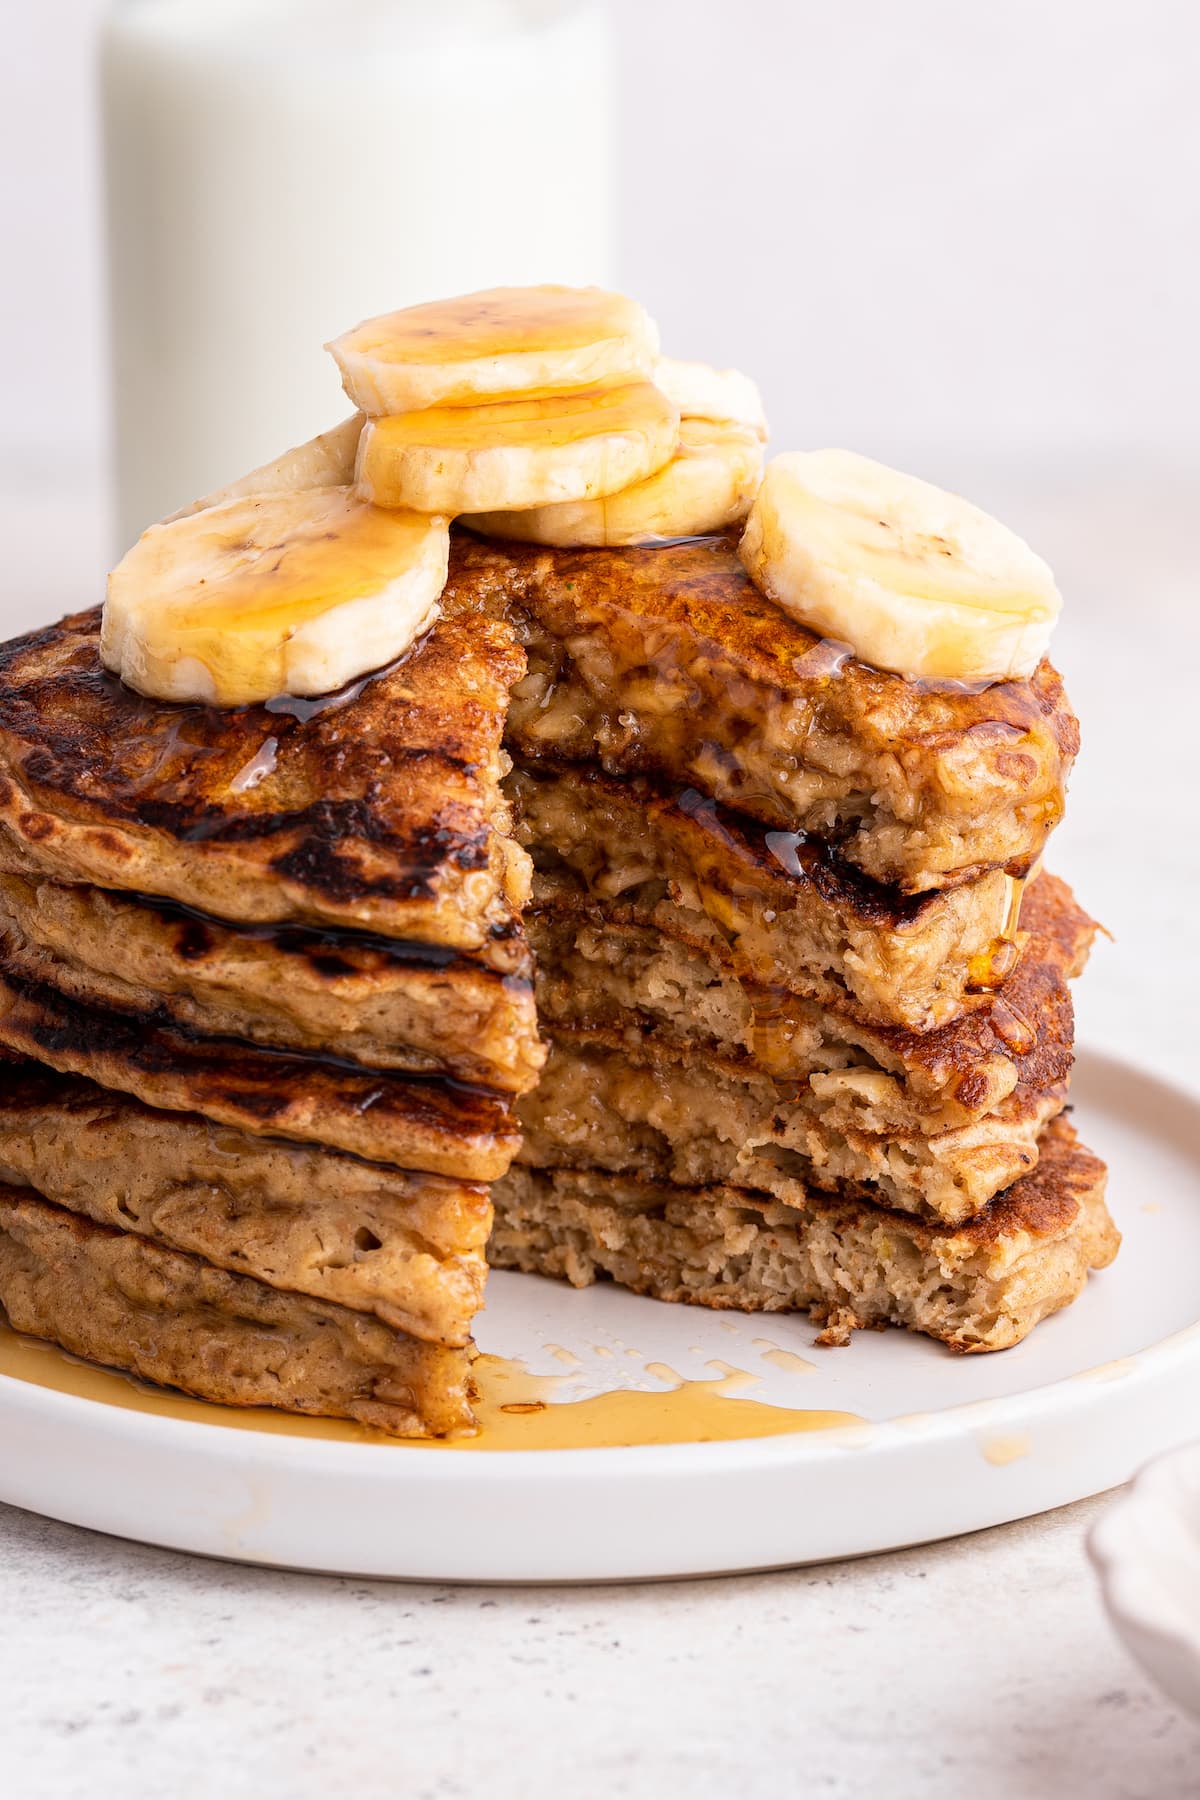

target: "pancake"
[530,871,1092,1124]
[0,870,544,1094]
[449,529,1078,893]
[516,1031,1066,1223]
[508,760,1023,1031]
[490,1116,1118,1353]
[0,1062,489,1343]
[0,1187,474,1436]
[0,952,519,1180]
[0,603,531,970]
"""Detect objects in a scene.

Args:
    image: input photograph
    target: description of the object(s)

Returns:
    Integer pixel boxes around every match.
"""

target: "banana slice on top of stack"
[103,283,772,709]
[337,286,766,538]
[469,418,764,548]
[102,488,449,707]
[328,285,660,413]
[103,285,690,706]
[355,380,681,515]
[739,450,1062,684]
[101,282,1059,708]
[654,357,768,441]
[336,285,679,516]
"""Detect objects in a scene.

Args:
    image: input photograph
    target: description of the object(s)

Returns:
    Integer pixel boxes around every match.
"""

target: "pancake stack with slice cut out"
[0,285,1118,1439]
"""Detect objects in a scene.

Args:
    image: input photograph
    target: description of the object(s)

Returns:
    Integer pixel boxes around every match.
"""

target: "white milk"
[103,0,614,548]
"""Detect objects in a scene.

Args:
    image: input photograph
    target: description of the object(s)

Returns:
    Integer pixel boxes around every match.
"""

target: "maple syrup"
[0,1326,860,1452]
[339,287,648,372]
[362,381,674,455]
[107,491,444,709]
[967,873,1028,994]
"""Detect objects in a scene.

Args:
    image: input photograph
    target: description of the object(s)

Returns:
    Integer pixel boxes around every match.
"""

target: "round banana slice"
[655,358,768,439]
[738,450,1062,684]
[165,415,365,522]
[356,381,679,516]
[102,489,449,707]
[328,286,659,415]
[469,419,764,547]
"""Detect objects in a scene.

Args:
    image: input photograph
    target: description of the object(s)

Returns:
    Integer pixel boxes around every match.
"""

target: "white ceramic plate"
[2,1046,1199,1583]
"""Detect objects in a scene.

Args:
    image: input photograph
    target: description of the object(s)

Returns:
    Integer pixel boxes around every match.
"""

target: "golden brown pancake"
[0,603,531,969]
[491,1116,1118,1353]
[0,952,519,1180]
[449,528,1078,894]
[529,871,1093,1123]
[0,1187,473,1436]
[0,512,1109,1415]
[0,870,544,1094]
[0,1061,489,1344]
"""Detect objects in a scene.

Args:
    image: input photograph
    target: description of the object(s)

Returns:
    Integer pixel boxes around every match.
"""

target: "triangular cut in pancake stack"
[0,286,1117,1435]
[442,529,1117,1352]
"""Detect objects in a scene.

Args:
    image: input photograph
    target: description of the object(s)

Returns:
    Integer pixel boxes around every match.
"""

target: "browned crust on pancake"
[0,949,519,1180]
[509,759,1021,1031]
[0,1060,491,1343]
[449,529,1078,892]
[0,1187,474,1435]
[0,606,531,967]
[530,871,1093,1118]
[516,1025,1067,1222]
[0,871,545,1094]
[840,871,1091,1101]
[490,1117,1118,1353]
[939,1111,1110,1247]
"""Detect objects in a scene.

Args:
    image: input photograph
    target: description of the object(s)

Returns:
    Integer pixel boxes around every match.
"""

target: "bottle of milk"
[102,1,614,550]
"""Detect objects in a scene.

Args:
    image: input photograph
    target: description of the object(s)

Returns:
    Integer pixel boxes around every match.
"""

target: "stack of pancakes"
[0,525,1118,1436]
[451,530,1119,1353]
[0,599,542,1436]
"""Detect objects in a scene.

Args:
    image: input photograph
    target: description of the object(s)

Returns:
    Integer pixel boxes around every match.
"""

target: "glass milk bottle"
[102,1,614,549]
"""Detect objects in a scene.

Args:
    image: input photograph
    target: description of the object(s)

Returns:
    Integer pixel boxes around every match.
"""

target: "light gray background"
[3,0,1198,489]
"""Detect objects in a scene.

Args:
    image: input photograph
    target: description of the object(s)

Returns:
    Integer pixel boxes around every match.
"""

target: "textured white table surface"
[0,470,1197,1799]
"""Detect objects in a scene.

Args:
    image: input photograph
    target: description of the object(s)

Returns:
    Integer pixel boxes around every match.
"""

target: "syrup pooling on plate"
[461,1356,862,1448]
[0,1327,861,1450]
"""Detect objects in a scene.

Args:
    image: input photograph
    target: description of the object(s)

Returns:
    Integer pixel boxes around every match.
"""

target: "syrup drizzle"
[0,1327,861,1451]
[967,873,1028,995]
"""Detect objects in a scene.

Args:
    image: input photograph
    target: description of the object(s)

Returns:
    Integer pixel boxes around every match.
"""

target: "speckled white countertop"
[1,470,1198,1798]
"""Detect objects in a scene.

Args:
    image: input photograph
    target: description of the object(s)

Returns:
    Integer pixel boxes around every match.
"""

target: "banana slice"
[738,450,1062,684]
[103,489,449,707]
[655,358,768,439]
[165,415,365,522]
[469,419,764,547]
[356,381,679,516]
[329,286,658,415]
